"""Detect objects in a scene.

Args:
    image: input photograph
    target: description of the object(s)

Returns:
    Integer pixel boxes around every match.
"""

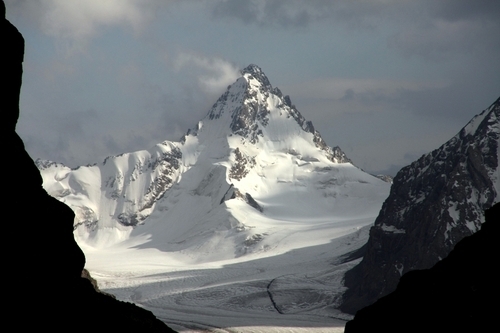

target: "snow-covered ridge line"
[39,64,389,264]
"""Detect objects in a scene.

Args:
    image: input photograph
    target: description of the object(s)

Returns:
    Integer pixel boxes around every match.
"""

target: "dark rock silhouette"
[1,0,23,131]
[344,202,498,333]
[2,2,175,331]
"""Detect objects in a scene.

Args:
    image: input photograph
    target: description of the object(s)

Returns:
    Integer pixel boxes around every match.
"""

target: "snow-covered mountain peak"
[39,64,389,262]
[241,63,272,90]
[195,64,350,164]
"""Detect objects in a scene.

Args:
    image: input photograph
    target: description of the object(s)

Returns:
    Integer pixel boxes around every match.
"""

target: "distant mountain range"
[341,96,500,314]
[38,64,390,263]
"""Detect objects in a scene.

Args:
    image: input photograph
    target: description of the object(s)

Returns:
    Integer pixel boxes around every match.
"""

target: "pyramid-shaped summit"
[195,64,350,164]
[38,64,389,261]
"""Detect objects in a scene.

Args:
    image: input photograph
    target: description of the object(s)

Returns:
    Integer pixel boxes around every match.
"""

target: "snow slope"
[39,65,391,331]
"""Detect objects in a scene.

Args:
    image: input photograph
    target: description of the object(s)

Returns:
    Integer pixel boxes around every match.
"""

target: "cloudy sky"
[6,0,500,176]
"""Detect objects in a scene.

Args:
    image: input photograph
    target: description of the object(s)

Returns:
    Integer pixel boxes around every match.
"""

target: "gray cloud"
[4,0,180,54]
[389,19,500,62]
[21,108,103,166]
[394,85,499,124]
[386,1,500,61]
[9,0,500,175]
[210,0,405,29]
[210,0,500,62]
[429,0,500,21]
[211,0,327,28]
[333,80,499,124]
[211,0,261,25]
[210,0,500,26]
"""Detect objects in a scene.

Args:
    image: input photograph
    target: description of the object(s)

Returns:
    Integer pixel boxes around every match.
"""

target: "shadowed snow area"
[82,224,371,332]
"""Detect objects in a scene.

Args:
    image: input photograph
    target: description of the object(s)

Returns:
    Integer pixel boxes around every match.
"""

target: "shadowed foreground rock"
[344,203,498,333]
[2,2,174,331]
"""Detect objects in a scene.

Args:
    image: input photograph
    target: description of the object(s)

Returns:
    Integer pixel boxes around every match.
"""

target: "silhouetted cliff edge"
[344,202,498,333]
[2,1,175,331]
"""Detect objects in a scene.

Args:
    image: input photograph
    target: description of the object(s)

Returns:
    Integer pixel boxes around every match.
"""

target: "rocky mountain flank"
[341,97,500,314]
[344,202,499,332]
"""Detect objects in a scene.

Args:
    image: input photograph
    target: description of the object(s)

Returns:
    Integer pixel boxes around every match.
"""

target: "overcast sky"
[6,0,500,176]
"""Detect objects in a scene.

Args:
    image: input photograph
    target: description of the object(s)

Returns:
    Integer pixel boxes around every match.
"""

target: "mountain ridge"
[341,96,500,314]
[39,64,390,264]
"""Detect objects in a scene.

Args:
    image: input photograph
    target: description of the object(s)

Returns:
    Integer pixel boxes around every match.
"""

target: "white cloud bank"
[175,53,240,95]
[6,0,174,52]
[41,0,145,40]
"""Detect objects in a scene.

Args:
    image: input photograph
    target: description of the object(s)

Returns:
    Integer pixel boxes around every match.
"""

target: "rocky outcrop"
[344,202,499,332]
[2,2,175,331]
[341,98,499,314]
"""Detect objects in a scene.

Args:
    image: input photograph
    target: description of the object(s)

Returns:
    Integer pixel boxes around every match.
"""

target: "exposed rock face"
[229,147,255,180]
[2,2,175,331]
[37,141,184,230]
[344,203,499,332]
[341,97,500,314]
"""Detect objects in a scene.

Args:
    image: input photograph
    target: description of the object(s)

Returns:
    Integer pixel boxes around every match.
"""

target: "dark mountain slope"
[341,97,500,314]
